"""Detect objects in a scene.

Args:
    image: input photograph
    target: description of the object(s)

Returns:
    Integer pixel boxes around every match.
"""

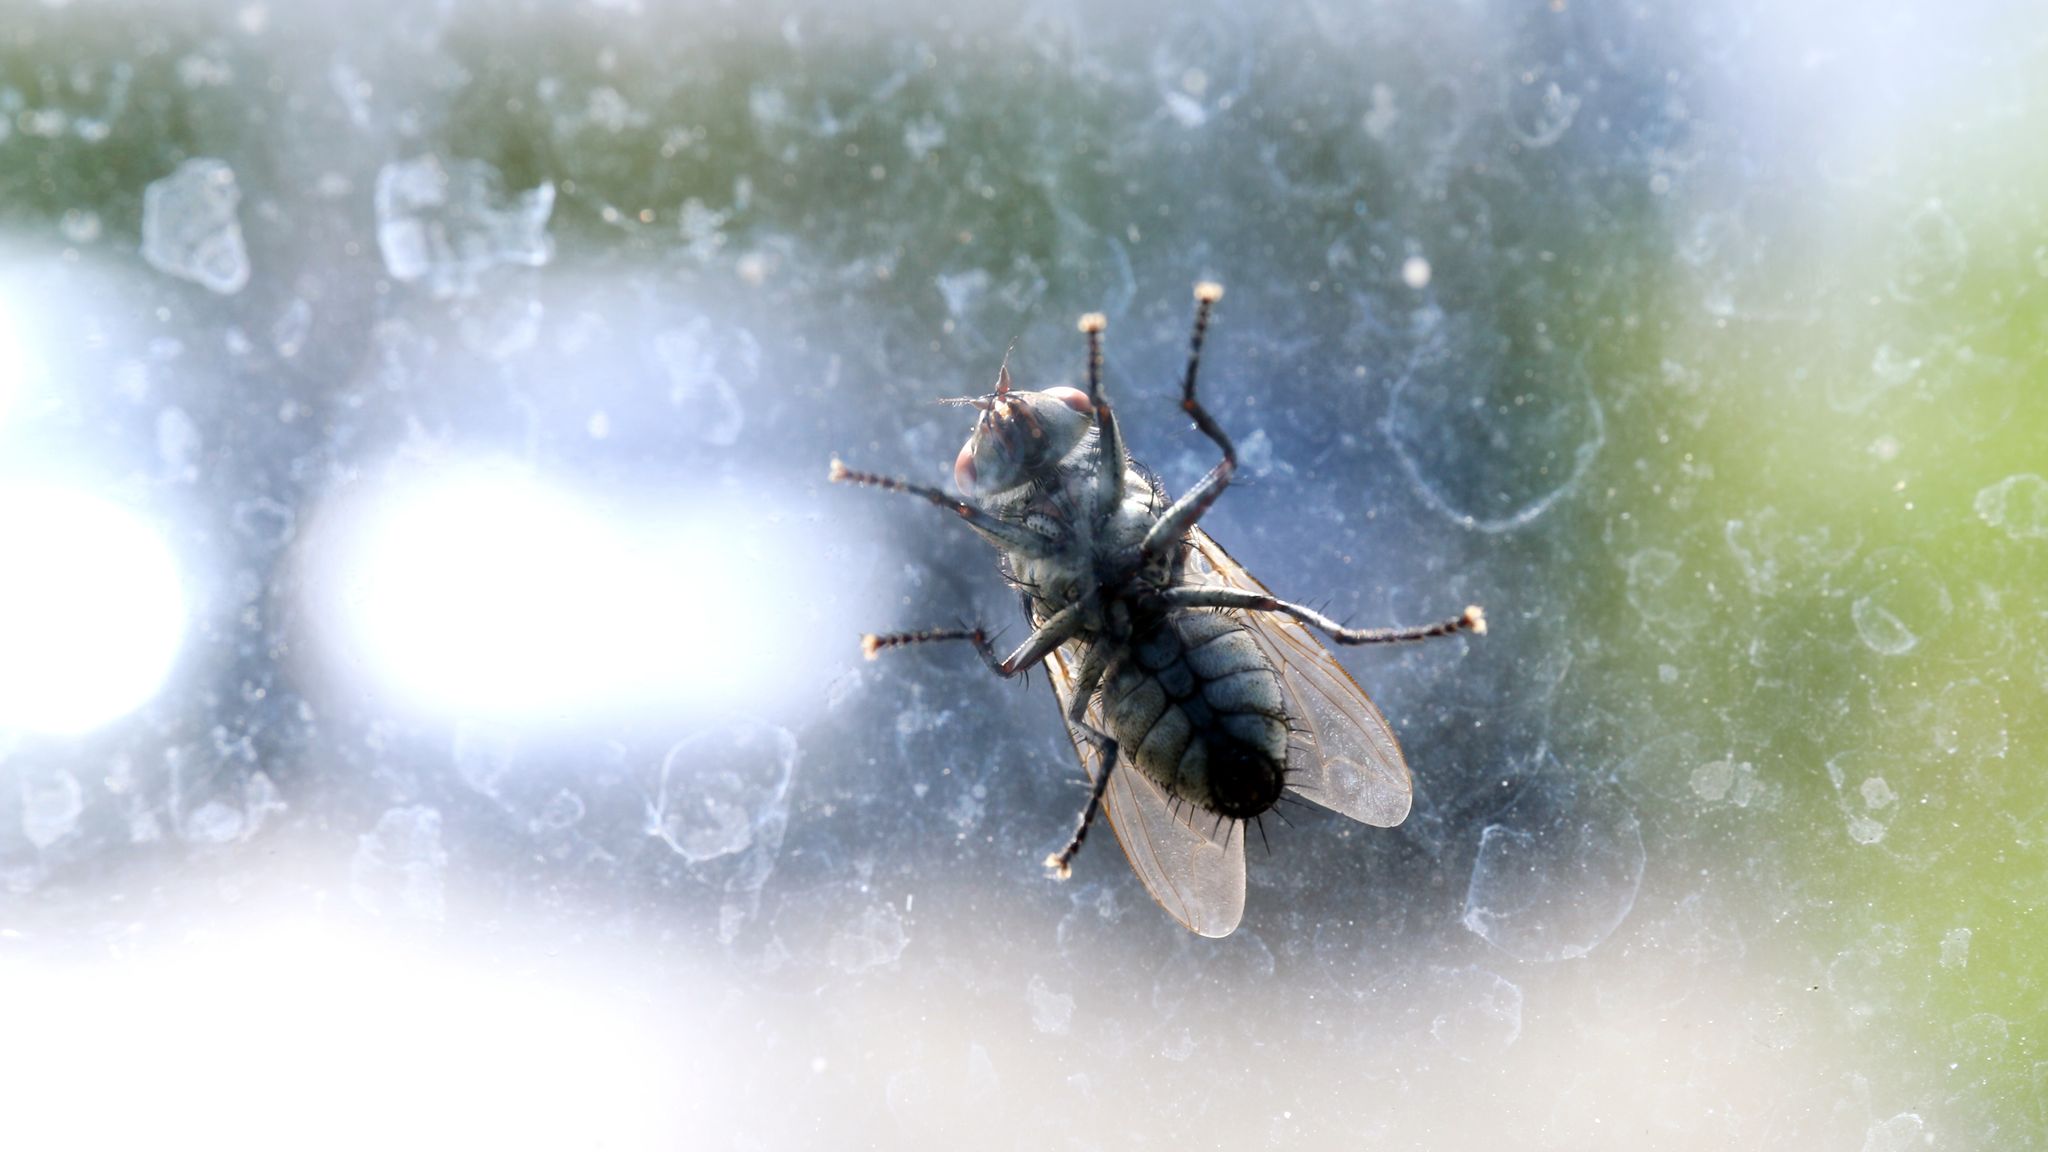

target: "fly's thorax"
[1057,463,1171,593]
[996,447,1127,616]
[1110,465,1168,536]
[974,461,1089,582]
[1007,511,1092,620]
[1102,496,1159,564]
[1100,608,1290,820]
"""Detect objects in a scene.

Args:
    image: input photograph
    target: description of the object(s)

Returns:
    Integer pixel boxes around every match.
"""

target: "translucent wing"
[1184,528,1414,828]
[1043,642,1247,938]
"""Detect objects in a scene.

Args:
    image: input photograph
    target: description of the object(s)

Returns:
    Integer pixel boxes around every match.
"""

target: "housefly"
[830,283,1485,936]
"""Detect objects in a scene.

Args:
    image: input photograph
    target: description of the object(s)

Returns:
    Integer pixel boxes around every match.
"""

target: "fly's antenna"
[995,347,1015,396]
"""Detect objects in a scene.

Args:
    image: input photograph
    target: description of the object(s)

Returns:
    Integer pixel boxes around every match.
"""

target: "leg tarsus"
[862,626,980,662]
[861,604,1087,676]
[1177,281,1231,457]
[1139,283,1235,561]
[1045,724,1117,879]
[1078,312,1108,406]
[1162,587,1486,645]
[864,602,1089,672]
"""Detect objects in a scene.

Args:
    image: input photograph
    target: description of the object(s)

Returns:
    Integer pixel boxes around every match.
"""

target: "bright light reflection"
[326,462,793,722]
[0,301,21,428]
[0,487,186,733]
[0,924,680,1151]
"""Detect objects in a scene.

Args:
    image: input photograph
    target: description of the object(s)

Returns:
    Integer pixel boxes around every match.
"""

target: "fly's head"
[947,361,1095,496]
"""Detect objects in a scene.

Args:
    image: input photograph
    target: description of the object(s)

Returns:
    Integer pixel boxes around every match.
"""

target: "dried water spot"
[1827,340,1923,414]
[374,154,555,299]
[350,805,449,922]
[1929,678,2009,781]
[1847,548,1951,656]
[648,723,799,942]
[1026,974,1075,1035]
[19,766,84,850]
[1149,9,1253,128]
[655,318,757,447]
[1725,508,1854,597]
[1427,967,1524,1058]
[1689,759,1762,808]
[648,722,798,865]
[1861,1112,1925,1152]
[177,770,287,845]
[1386,318,1604,532]
[1851,597,1917,656]
[828,901,910,974]
[1973,474,2048,540]
[1626,548,1709,633]
[1939,927,1971,970]
[1461,774,1646,962]
[141,158,250,295]
[1503,73,1581,149]
[1886,201,1967,302]
[1825,750,1919,848]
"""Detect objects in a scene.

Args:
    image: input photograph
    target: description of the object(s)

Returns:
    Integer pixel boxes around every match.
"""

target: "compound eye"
[953,441,978,493]
[1043,386,1093,415]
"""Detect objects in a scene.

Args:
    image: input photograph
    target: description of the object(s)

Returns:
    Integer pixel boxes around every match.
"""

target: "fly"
[830,282,1485,936]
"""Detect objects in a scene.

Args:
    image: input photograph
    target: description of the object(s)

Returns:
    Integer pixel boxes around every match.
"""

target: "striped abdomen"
[1100,609,1290,819]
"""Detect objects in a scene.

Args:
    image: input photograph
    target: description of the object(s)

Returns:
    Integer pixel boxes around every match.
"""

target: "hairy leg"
[829,458,1055,557]
[1140,282,1234,562]
[1163,587,1487,644]
[1045,646,1116,879]
[1076,312,1128,522]
[860,603,1086,676]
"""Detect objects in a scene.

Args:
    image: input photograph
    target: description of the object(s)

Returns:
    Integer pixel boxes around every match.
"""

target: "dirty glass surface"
[1,0,2043,1147]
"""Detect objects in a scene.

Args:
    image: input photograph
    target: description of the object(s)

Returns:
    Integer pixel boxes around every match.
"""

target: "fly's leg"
[868,610,1116,879]
[861,603,1086,677]
[1139,282,1233,563]
[1077,312,1128,519]
[1045,647,1116,880]
[1163,587,1487,644]
[1047,717,1118,880]
[829,459,1056,558]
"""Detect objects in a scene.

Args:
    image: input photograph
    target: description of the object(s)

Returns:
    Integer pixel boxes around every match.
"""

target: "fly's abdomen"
[1102,609,1290,819]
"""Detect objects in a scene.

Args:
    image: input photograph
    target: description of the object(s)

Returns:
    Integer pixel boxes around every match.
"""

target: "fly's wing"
[1184,528,1414,828]
[1042,642,1247,937]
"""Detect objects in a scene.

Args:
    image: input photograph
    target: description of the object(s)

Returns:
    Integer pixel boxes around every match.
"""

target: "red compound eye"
[1043,386,1092,415]
[953,441,978,492]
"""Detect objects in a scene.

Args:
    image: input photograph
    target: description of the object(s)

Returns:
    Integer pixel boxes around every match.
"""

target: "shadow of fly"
[831,283,1485,936]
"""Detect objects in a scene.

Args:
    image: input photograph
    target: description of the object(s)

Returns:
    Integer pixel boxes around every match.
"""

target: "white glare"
[0,302,21,428]
[325,462,793,722]
[343,470,618,717]
[0,924,679,1151]
[0,487,186,734]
